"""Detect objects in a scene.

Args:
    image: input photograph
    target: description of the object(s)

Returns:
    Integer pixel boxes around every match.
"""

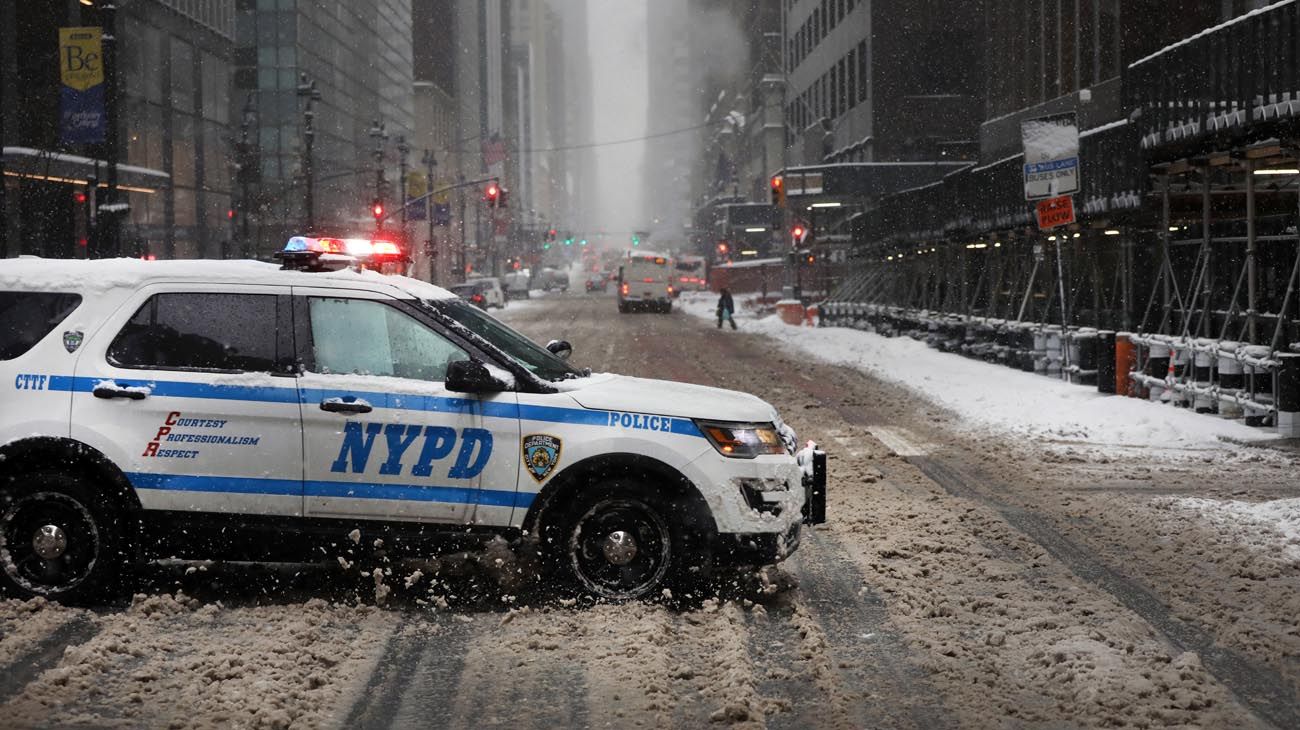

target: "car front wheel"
[553,480,707,601]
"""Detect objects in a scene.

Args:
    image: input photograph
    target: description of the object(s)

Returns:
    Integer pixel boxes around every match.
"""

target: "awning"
[2,146,169,193]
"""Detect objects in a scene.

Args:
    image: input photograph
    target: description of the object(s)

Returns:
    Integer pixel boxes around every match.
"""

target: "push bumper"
[800,447,827,525]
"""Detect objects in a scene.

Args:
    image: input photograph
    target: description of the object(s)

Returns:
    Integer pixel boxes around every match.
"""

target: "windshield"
[429,298,581,382]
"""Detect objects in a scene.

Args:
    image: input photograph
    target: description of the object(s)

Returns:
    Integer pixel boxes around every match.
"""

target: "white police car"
[0,255,825,603]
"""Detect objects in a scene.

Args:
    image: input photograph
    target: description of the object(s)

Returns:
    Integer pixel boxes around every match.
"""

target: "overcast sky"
[585,0,648,240]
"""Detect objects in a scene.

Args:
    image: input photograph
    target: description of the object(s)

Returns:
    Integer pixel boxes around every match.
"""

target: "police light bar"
[278,236,356,271]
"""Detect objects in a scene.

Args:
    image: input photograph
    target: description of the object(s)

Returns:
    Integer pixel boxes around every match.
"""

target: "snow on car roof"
[0,257,455,300]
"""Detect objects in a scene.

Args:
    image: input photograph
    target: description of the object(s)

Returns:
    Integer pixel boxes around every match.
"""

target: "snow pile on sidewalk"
[678,293,1279,455]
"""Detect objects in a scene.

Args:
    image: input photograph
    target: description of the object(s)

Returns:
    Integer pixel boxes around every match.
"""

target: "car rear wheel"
[0,472,126,603]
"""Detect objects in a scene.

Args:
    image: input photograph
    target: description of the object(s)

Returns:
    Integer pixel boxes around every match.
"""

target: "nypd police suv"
[0,251,825,603]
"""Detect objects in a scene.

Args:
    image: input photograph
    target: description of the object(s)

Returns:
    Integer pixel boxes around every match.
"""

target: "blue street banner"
[59,27,106,144]
[433,203,451,226]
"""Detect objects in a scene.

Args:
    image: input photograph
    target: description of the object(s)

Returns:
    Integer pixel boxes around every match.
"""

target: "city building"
[830,1,1298,396]
[232,0,416,257]
[1,1,236,260]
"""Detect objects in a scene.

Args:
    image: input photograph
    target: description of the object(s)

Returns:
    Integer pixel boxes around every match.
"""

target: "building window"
[847,48,857,108]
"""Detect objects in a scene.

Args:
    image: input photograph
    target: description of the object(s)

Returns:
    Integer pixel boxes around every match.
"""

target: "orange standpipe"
[1115,334,1134,396]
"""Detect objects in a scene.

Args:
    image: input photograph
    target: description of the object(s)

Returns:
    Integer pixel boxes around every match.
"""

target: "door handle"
[92,384,149,400]
[320,398,372,414]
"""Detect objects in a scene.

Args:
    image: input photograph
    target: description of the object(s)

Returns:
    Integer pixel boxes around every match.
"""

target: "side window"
[108,293,280,372]
[308,297,468,382]
[0,292,82,360]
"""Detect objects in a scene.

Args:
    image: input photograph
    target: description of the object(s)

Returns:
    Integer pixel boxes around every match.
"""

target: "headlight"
[696,420,787,459]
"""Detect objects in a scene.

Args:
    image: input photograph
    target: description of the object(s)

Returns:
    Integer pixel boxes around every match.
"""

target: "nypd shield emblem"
[62,330,84,353]
[522,434,562,482]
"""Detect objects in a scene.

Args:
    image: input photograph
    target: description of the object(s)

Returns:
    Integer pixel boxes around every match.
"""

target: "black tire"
[0,471,127,604]
[618,301,628,314]
[547,479,711,601]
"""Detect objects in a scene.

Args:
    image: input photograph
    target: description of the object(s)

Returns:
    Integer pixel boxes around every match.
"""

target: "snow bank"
[1165,497,1300,561]
[678,293,1279,455]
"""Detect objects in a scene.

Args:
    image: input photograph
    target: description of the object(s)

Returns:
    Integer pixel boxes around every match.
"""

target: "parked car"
[502,270,531,299]
[464,276,506,308]
[449,281,491,309]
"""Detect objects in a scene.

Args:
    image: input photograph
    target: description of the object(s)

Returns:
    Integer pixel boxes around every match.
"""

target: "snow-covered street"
[4,290,1295,729]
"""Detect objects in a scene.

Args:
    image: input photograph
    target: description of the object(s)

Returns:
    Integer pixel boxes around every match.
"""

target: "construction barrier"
[818,302,1297,436]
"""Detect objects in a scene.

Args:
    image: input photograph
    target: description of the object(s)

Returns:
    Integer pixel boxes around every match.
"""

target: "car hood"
[560,373,777,423]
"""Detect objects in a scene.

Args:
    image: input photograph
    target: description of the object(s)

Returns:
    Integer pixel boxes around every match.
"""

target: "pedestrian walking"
[716,288,737,330]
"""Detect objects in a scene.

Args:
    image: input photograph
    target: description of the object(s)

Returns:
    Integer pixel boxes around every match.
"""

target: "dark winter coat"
[717,291,735,314]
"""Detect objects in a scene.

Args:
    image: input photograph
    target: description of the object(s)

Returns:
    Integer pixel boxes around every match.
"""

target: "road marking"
[869,426,929,457]
[829,431,866,458]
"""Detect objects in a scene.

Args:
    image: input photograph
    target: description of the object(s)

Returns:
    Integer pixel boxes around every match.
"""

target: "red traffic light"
[74,192,88,204]
[791,224,807,240]
[770,175,785,207]
[372,201,385,219]
[484,182,500,204]
[717,241,730,254]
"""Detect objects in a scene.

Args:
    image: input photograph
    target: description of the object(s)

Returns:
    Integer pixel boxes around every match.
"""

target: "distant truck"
[673,255,708,294]
[618,251,675,313]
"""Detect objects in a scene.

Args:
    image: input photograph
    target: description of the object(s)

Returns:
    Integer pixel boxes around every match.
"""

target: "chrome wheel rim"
[569,498,670,600]
[0,491,100,595]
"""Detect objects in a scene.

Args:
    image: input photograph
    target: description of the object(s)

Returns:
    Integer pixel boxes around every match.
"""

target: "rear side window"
[108,293,281,373]
[0,292,82,360]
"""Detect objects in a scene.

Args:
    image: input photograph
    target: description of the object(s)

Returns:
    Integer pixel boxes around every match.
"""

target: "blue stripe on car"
[128,472,535,508]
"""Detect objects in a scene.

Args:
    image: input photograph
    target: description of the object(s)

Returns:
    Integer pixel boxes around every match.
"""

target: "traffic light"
[631,234,640,246]
[564,237,573,246]
[579,239,588,246]
[770,175,785,207]
[805,253,816,265]
[484,181,500,207]
[372,200,385,220]
[791,223,807,243]
[717,241,730,255]
[547,229,557,242]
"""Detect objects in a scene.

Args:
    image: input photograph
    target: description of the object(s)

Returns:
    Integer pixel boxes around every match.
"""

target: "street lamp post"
[423,149,437,281]
[397,135,410,231]
[296,73,321,231]
[100,0,121,258]
[236,94,256,258]
[368,119,387,232]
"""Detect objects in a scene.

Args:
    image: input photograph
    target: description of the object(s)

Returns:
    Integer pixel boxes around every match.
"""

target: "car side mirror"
[446,358,507,393]
[546,339,573,361]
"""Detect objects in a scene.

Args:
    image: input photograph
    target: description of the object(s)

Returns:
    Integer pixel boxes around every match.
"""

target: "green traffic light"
[564,238,573,245]
[543,243,551,250]
[631,236,640,246]
[580,239,587,246]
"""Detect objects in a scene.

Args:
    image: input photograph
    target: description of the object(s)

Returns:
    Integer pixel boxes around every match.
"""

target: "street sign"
[1021,113,1079,200]
[1035,195,1075,229]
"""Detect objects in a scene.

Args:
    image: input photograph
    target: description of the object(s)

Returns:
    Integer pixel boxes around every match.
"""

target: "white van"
[618,251,675,313]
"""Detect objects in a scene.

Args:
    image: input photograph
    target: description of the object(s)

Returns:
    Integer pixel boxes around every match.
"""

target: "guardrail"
[818,301,1300,437]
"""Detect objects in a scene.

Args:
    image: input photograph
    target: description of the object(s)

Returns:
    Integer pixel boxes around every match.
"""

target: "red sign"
[1036,195,1075,229]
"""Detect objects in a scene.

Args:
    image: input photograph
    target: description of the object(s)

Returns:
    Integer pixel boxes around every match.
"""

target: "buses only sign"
[1021,113,1079,200]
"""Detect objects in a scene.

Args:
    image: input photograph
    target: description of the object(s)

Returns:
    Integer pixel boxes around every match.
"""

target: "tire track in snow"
[343,615,472,730]
[788,531,952,729]
[0,614,98,705]
[908,455,1300,730]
